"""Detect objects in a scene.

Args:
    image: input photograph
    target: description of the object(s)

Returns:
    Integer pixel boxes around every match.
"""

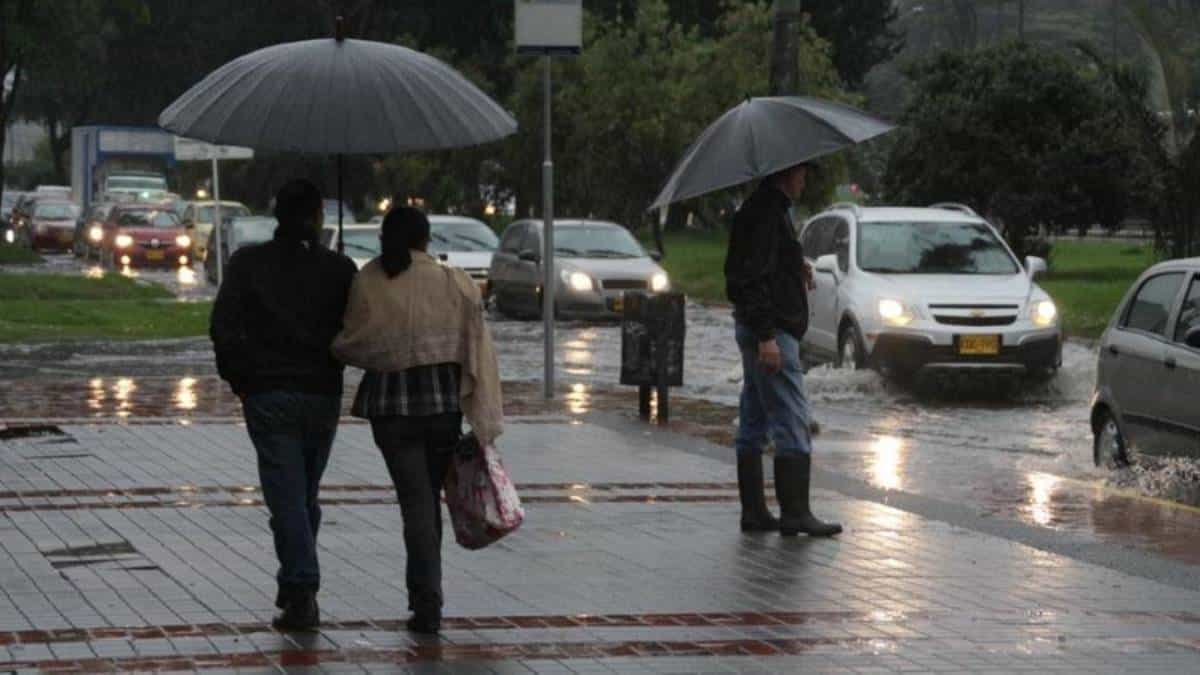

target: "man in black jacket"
[725,163,841,538]
[211,179,357,630]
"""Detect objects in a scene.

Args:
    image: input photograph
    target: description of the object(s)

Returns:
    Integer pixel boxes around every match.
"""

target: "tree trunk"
[770,0,803,96]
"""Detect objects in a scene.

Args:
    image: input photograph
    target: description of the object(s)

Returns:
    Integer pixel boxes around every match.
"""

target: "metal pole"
[337,154,345,255]
[211,156,223,286]
[542,55,555,400]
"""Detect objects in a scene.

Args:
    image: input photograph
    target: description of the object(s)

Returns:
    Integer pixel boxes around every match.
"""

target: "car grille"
[929,304,1019,310]
[934,315,1017,327]
[602,279,648,291]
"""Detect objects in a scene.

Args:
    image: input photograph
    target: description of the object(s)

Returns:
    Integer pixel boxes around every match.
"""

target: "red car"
[27,201,81,251]
[97,204,192,269]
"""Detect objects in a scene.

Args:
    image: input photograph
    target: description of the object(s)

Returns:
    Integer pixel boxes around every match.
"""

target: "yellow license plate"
[58,231,74,243]
[958,334,1000,355]
[611,297,624,314]
[145,250,165,261]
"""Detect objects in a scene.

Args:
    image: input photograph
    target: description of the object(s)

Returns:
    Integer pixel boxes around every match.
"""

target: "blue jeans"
[243,391,341,592]
[734,323,812,458]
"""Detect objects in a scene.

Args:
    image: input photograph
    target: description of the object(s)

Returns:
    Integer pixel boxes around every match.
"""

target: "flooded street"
[7,258,1200,572]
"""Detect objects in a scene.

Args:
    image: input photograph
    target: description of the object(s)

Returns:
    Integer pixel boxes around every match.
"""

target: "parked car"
[796,203,1061,379]
[428,215,499,294]
[97,204,191,269]
[323,199,356,225]
[1092,258,1200,467]
[180,200,251,261]
[1,191,20,242]
[488,219,669,320]
[74,202,116,259]
[205,216,277,284]
[26,201,81,251]
[7,192,43,244]
[320,223,379,269]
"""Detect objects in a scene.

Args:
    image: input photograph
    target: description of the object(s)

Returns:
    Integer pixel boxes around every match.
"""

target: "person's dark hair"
[272,179,322,239]
[380,206,432,277]
[766,161,818,187]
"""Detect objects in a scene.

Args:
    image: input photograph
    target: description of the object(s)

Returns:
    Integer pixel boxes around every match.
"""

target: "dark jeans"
[243,391,340,594]
[369,413,462,617]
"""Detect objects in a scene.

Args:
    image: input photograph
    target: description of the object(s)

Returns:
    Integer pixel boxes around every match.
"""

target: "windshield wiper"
[584,248,637,258]
[343,243,377,255]
[554,246,581,255]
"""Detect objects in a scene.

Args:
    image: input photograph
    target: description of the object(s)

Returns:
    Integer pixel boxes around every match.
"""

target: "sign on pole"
[173,137,253,287]
[517,0,582,401]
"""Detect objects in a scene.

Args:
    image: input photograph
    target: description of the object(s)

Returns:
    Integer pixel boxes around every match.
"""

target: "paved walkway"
[4,417,1200,673]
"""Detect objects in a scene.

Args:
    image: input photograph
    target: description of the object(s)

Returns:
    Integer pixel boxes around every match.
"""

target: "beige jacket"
[331,251,503,444]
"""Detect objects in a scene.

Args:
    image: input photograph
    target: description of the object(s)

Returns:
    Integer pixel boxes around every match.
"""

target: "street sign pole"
[211,156,223,286]
[542,55,555,400]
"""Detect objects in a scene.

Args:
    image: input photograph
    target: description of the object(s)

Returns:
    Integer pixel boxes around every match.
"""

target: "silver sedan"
[488,219,669,320]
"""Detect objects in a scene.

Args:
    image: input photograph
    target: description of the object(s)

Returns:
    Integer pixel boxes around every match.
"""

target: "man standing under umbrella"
[725,163,842,538]
[211,179,358,630]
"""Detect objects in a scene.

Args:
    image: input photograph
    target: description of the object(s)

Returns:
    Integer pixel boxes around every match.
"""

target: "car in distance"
[97,204,192,269]
[180,200,251,262]
[27,201,81,252]
[74,202,116,258]
[205,216,277,284]
[488,219,669,320]
[429,215,499,294]
[1092,258,1200,468]
[321,223,381,269]
[797,203,1061,379]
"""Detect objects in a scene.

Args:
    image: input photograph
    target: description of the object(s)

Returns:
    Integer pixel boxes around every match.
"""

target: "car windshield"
[34,203,76,219]
[231,218,276,246]
[429,219,499,253]
[341,229,381,257]
[107,176,166,191]
[117,210,179,229]
[198,204,250,223]
[858,221,1019,275]
[554,225,645,258]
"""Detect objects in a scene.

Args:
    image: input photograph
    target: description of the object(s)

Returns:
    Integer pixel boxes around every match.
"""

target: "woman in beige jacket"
[332,207,502,635]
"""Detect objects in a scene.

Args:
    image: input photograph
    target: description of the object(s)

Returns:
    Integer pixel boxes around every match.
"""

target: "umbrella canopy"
[159,37,517,154]
[649,96,894,211]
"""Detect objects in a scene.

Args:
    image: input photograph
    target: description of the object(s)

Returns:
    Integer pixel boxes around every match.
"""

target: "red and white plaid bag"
[444,434,524,550]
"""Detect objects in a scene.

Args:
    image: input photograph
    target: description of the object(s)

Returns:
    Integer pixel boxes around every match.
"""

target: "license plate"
[58,231,74,243]
[611,297,624,314]
[958,334,1000,355]
[146,250,165,261]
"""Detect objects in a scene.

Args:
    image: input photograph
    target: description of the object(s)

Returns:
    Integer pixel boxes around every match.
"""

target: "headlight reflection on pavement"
[868,435,905,491]
[177,266,197,286]
[1026,472,1063,527]
[174,377,198,411]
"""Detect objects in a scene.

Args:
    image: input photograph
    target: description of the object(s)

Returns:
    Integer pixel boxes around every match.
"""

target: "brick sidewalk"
[4,419,1200,673]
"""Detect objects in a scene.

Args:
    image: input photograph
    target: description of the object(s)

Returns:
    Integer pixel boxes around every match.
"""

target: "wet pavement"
[6,420,1200,672]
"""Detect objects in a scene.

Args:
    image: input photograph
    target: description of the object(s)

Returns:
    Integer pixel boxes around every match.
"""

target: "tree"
[0,0,52,190]
[884,41,1166,257]
[804,0,904,88]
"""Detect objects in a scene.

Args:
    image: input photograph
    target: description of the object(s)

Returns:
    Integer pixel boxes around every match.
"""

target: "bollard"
[620,291,685,425]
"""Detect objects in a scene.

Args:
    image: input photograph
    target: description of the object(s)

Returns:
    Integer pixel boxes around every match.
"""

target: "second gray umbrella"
[649,96,894,211]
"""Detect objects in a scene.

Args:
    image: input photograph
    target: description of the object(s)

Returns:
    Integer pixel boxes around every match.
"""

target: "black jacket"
[724,182,809,342]
[210,234,358,396]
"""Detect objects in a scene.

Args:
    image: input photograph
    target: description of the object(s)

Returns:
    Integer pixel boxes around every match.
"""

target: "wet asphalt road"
[6,254,1200,589]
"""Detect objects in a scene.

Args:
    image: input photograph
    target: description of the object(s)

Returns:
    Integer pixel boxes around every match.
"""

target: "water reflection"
[1026,472,1062,527]
[88,378,106,412]
[566,383,592,415]
[174,377,197,411]
[84,266,105,280]
[114,378,136,418]
[868,435,904,491]
[177,266,198,286]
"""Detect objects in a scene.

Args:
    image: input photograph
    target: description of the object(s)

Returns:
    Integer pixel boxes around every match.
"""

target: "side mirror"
[1186,326,1200,350]
[814,253,838,275]
[1026,256,1047,278]
[649,250,664,262]
[518,249,540,263]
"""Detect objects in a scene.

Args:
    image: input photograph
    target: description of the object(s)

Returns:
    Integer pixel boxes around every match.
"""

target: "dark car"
[27,201,81,251]
[97,205,191,269]
[73,203,117,259]
[205,216,277,284]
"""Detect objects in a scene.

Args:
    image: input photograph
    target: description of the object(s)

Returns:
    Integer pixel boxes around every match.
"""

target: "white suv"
[797,203,1062,378]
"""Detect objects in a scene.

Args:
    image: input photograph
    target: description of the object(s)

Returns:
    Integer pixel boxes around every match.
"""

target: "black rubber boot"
[406,613,441,635]
[737,456,779,532]
[272,589,319,632]
[775,455,842,537]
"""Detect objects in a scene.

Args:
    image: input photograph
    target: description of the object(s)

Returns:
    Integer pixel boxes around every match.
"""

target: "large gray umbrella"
[649,96,894,210]
[158,27,517,250]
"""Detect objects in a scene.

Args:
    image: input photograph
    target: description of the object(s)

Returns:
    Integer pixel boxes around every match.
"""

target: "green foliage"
[884,41,1167,257]
[505,0,848,229]
[804,0,904,88]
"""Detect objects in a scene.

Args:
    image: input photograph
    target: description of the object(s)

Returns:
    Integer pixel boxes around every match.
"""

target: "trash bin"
[620,291,685,423]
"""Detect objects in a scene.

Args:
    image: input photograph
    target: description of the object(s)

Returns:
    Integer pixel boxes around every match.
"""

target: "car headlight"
[176,234,192,248]
[115,234,133,249]
[89,225,104,242]
[878,299,915,327]
[1031,299,1058,327]
[650,272,670,293]
[4,230,13,244]
[562,270,594,292]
